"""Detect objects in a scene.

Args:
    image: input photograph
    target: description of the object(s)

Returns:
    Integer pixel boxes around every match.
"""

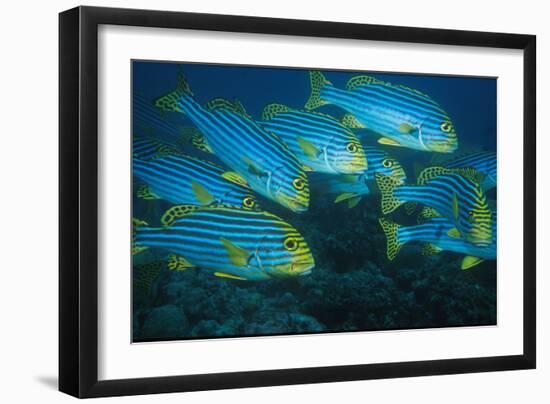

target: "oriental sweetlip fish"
[309,146,407,208]
[133,142,260,210]
[133,205,315,281]
[305,71,458,153]
[375,166,493,246]
[258,103,367,174]
[154,69,310,213]
[378,211,496,270]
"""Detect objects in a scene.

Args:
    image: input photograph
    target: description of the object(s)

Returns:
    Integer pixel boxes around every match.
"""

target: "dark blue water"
[132,60,496,342]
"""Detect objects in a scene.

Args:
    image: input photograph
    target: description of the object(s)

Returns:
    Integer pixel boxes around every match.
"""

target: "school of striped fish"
[132,66,497,287]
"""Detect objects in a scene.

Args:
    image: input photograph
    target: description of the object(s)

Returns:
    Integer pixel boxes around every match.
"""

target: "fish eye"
[346,143,359,153]
[440,121,454,133]
[382,158,394,168]
[283,237,299,251]
[242,196,255,209]
[293,178,305,190]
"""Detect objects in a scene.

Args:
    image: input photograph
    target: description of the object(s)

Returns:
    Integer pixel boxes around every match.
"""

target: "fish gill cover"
[131,61,497,342]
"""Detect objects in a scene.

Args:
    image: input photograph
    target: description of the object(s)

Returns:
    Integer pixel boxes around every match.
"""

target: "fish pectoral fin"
[191,181,215,205]
[447,227,462,238]
[302,164,314,172]
[221,171,250,188]
[220,237,251,267]
[242,157,266,178]
[399,122,415,134]
[167,254,194,271]
[461,255,485,270]
[334,192,359,203]
[214,272,248,281]
[347,196,362,209]
[377,137,402,146]
[297,136,320,158]
[452,192,459,220]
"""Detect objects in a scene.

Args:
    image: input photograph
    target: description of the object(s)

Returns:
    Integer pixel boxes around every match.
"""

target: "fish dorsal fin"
[334,192,359,203]
[206,98,250,118]
[178,127,213,153]
[378,218,403,260]
[297,136,320,158]
[191,181,215,205]
[221,171,250,188]
[154,68,192,113]
[341,113,366,129]
[417,166,451,185]
[214,272,248,281]
[422,243,443,256]
[262,103,292,120]
[461,255,485,270]
[454,167,486,184]
[305,71,331,110]
[167,254,194,270]
[346,75,383,91]
[161,204,201,226]
[220,237,251,267]
[136,184,159,200]
[417,206,442,223]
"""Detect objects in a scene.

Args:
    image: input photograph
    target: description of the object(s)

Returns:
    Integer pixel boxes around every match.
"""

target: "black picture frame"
[59,5,536,398]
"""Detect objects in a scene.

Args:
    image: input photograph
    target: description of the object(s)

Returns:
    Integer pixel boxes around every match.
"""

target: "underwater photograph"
[131,61,497,342]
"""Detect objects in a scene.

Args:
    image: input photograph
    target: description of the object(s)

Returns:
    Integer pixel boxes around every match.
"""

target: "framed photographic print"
[59,6,536,398]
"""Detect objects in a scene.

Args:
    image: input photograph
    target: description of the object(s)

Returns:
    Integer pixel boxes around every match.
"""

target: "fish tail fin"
[305,71,331,110]
[154,67,194,114]
[375,173,404,214]
[378,218,404,260]
[132,218,150,255]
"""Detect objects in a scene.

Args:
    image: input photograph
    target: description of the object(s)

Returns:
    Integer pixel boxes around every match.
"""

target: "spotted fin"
[378,218,404,260]
[334,192,359,203]
[214,272,248,281]
[206,98,250,118]
[167,254,194,271]
[297,136,320,158]
[161,204,201,226]
[305,71,331,110]
[133,261,164,299]
[346,75,381,91]
[340,113,365,129]
[422,243,443,256]
[178,127,213,153]
[221,171,250,188]
[136,184,159,200]
[461,255,485,270]
[191,181,214,205]
[375,173,405,215]
[154,68,192,113]
[378,137,402,147]
[220,237,251,267]
[417,206,442,223]
[417,166,449,185]
[262,103,293,120]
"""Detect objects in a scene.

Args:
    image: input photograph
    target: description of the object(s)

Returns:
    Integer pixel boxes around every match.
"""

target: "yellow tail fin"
[378,218,403,260]
[375,173,404,215]
[304,71,331,110]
